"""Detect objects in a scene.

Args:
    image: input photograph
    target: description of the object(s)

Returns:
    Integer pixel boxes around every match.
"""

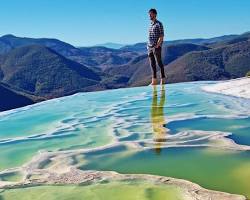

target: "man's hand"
[155,35,164,48]
[155,44,160,48]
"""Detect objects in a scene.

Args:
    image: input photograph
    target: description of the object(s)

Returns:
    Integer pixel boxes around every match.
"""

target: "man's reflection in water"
[150,85,166,154]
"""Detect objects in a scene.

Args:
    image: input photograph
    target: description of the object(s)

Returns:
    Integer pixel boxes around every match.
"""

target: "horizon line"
[1,30,249,48]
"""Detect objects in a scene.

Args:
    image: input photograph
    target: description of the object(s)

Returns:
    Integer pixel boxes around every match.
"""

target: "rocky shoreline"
[0,168,246,200]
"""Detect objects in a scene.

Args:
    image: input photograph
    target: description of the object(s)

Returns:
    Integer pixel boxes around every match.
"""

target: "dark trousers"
[148,46,166,79]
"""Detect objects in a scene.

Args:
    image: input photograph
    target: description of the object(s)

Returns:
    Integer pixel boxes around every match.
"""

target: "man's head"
[149,8,157,21]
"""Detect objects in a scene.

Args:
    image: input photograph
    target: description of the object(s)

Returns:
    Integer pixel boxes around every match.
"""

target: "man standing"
[147,8,166,85]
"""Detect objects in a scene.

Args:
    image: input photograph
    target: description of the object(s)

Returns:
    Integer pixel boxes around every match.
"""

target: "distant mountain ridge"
[0,45,101,98]
[93,42,125,49]
[0,34,80,56]
[0,32,249,111]
[0,34,141,70]
[131,40,250,86]
[120,34,240,53]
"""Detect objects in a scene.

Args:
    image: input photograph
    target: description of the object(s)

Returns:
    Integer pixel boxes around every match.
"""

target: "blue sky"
[0,0,250,46]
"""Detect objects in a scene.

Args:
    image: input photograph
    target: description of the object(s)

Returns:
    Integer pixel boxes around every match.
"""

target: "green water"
[80,146,250,198]
[0,81,250,198]
[0,181,184,200]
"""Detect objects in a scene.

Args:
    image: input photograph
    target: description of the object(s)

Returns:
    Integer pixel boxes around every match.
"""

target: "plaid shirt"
[148,20,164,48]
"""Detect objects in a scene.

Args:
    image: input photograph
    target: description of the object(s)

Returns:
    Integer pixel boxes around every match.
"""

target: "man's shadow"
[150,85,167,155]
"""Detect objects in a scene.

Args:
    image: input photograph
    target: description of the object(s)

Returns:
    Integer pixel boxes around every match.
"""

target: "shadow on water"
[150,85,167,155]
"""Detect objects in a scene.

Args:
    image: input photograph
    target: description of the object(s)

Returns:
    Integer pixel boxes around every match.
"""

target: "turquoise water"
[0,81,250,198]
[166,116,250,145]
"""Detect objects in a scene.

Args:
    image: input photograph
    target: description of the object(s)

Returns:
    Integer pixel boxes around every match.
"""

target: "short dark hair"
[149,8,157,15]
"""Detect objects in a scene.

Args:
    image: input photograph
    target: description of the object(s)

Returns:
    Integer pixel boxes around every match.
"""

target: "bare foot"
[150,78,158,85]
[160,77,166,85]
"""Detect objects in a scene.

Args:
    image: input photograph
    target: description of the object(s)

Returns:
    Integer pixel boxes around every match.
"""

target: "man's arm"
[155,23,164,48]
